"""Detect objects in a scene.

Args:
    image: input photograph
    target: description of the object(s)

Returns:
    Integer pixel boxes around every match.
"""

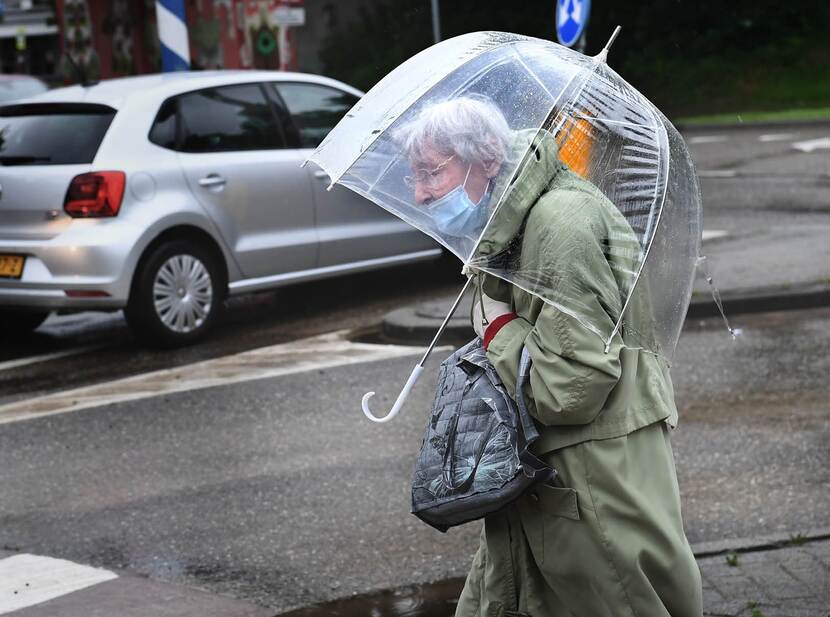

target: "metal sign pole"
[431,0,441,44]
[156,0,191,72]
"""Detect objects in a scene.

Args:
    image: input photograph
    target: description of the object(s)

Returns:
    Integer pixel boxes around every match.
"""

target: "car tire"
[125,240,225,348]
[0,309,50,337]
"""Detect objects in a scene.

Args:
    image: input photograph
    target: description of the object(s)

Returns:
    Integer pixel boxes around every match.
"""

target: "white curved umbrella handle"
[361,364,424,423]
[360,275,474,424]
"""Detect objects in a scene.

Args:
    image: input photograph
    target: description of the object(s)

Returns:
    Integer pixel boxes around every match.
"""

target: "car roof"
[16,71,363,110]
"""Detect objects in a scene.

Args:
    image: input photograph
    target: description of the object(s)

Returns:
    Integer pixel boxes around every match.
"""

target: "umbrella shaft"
[419,275,474,366]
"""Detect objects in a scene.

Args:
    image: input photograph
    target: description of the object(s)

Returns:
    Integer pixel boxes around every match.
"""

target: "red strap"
[483,313,518,350]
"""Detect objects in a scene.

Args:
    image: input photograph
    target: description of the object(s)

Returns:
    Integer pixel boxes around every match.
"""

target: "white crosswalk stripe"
[0,345,106,373]
[792,137,830,152]
[0,331,440,425]
[758,133,795,142]
[0,554,117,615]
[688,135,728,144]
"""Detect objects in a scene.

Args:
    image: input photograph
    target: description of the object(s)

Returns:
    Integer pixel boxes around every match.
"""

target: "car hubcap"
[152,254,213,333]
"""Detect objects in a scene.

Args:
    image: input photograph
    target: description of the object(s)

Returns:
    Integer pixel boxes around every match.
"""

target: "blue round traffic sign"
[556,0,591,48]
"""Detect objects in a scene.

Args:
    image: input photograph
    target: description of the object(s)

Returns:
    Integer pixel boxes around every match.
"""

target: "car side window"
[175,84,284,153]
[273,83,358,149]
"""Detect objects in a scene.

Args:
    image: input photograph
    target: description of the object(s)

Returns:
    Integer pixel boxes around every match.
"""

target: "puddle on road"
[347,326,468,349]
[278,579,464,617]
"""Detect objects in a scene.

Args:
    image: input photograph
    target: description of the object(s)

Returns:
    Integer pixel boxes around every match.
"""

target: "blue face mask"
[426,166,490,238]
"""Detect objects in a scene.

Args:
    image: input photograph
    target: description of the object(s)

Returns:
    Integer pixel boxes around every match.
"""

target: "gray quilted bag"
[411,338,555,531]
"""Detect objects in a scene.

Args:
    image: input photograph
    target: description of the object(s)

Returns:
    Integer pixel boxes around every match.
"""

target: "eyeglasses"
[403,154,455,189]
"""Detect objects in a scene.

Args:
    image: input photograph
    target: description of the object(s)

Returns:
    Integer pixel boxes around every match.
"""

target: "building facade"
[2,0,377,85]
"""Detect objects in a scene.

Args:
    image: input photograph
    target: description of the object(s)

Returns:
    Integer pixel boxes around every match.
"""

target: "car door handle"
[313,170,330,182]
[198,174,227,189]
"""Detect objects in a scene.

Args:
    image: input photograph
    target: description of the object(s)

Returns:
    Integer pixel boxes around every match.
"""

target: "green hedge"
[320,0,830,118]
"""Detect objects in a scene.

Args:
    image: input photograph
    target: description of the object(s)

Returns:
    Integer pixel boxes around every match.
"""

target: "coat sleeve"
[483,191,625,426]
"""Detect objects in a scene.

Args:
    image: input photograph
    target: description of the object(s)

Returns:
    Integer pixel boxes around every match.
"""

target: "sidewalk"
[697,537,830,617]
[278,533,830,617]
[3,534,827,616]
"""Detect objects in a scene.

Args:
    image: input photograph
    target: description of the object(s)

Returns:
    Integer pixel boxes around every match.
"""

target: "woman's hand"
[471,293,513,339]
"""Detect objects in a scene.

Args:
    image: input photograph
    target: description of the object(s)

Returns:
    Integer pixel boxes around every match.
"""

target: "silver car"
[0,75,49,104]
[0,71,440,346]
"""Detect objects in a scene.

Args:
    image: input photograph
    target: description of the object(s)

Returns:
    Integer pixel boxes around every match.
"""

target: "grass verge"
[675,107,830,126]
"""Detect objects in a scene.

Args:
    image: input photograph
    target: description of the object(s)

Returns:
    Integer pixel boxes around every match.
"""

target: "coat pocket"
[518,484,580,565]
[527,484,580,520]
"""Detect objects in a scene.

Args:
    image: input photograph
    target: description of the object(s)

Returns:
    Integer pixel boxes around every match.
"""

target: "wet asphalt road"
[1,306,828,613]
[0,257,464,407]
[687,124,830,293]
[0,124,828,612]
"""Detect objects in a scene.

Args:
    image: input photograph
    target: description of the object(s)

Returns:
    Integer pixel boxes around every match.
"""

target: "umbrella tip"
[595,25,622,64]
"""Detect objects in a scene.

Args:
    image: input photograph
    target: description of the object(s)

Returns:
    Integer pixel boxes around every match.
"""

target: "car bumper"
[0,219,140,310]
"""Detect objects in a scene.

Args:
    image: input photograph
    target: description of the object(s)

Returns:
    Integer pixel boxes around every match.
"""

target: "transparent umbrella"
[308,28,705,422]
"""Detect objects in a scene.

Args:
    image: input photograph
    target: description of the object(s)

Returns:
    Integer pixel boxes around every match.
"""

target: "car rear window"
[0,103,116,166]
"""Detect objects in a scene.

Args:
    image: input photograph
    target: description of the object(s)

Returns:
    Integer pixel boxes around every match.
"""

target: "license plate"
[0,254,25,279]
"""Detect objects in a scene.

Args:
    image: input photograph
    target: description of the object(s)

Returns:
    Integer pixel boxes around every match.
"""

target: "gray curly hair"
[396,95,513,167]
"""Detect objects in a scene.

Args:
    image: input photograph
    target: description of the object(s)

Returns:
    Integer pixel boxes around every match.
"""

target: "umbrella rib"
[512,50,557,102]
[575,114,656,129]
[367,156,399,194]
[604,109,671,352]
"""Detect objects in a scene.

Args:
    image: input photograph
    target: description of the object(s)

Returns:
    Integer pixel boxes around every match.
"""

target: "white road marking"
[702,230,729,241]
[0,345,106,373]
[0,331,447,425]
[697,170,737,178]
[0,554,117,615]
[758,133,795,142]
[688,135,728,144]
[792,137,830,153]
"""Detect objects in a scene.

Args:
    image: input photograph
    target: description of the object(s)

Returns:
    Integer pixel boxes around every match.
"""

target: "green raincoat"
[455,131,702,616]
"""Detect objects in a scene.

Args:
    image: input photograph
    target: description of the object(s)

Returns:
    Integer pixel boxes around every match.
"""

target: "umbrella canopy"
[308,32,702,422]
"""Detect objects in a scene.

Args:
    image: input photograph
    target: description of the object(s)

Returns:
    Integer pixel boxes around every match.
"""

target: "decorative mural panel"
[61,0,101,81]
[55,0,305,78]
[243,0,303,71]
[143,0,161,71]
[104,0,135,74]
[192,12,224,69]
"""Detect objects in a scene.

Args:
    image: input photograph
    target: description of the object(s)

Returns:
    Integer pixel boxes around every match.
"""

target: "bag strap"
[515,346,540,444]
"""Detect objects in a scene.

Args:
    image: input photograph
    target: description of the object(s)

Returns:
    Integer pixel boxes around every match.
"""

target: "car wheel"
[0,309,50,337]
[125,240,225,348]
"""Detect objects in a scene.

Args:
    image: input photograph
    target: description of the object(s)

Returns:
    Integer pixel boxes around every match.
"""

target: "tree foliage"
[320,0,830,116]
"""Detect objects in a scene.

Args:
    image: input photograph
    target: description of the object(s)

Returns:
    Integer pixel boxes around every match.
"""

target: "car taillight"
[64,171,126,218]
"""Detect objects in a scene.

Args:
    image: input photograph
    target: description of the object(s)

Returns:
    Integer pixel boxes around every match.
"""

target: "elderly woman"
[399,96,703,617]
[397,96,511,256]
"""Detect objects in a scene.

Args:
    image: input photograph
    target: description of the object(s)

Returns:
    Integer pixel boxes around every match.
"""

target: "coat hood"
[475,128,567,259]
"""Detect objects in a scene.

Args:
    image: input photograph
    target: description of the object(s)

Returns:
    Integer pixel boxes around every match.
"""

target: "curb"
[276,530,830,617]
[690,527,830,559]
[382,284,830,345]
[687,283,830,319]
[381,306,472,344]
